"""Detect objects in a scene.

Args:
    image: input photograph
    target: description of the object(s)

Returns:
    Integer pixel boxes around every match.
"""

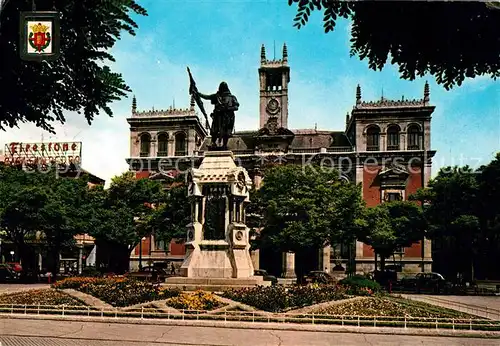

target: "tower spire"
[260,44,266,63]
[273,40,276,60]
[424,81,430,104]
[282,42,288,63]
[346,112,350,126]
[190,94,195,111]
[132,95,137,113]
[356,84,362,105]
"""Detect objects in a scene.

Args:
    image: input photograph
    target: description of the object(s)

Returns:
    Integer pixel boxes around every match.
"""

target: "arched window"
[387,125,400,151]
[140,133,151,157]
[366,126,380,151]
[175,132,187,156]
[407,125,422,150]
[157,133,168,156]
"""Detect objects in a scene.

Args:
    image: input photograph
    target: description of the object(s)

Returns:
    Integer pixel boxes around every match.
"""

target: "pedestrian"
[170,263,175,275]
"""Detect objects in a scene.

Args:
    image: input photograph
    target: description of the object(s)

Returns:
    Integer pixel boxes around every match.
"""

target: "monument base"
[164,276,270,292]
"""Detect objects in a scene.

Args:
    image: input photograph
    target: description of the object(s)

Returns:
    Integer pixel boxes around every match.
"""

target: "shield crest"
[20,11,60,61]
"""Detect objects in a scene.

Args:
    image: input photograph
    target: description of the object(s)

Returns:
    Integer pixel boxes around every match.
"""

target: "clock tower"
[259,43,290,129]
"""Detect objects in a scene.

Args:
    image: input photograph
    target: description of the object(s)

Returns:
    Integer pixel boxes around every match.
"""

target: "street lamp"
[139,236,146,270]
[10,250,14,262]
[422,201,431,273]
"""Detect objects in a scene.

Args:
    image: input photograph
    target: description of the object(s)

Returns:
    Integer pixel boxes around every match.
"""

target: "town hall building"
[126,44,435,277]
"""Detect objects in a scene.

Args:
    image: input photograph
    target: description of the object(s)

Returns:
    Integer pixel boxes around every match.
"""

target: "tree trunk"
[47,246,61,281]
[17,242,37,283]
[380,255,386,272]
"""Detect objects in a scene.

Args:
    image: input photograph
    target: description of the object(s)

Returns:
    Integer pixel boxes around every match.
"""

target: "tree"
[0,165,92,280]
[0,173,48,280]
[254,164,365,254]
[289,1,500,89]
[358,201,426,272]
[410,166,480,281]
[38,176,92,279]
[87,172,163,273]
[0,0,147,133]
[146,175,190,247]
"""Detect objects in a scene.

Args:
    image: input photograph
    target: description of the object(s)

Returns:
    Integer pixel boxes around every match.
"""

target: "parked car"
[254,269,277,285]
[0,264,17,283]
[416,272,451,293]
[304,271,335,285]
[401,272,450,293]
[6,262,22,274]
[125,266,168,282]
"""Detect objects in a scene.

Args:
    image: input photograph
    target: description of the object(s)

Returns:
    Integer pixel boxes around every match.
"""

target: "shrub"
[166,290,222,311]
[339,275,381,294]
[222,284,348,312]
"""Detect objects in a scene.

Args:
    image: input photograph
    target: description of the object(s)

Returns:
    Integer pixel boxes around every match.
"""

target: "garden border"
[1,303,499,333]
[2,313,500,339]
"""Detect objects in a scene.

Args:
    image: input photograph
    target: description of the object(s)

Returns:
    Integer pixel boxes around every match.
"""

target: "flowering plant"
[166,290,222,310]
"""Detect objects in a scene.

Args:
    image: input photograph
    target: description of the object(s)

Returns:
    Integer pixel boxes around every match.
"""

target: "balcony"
[366,146,379,151]
[157,151,168,157]
[139,152,149,157]
[387,145,400,151]
[175,150,187,156]
[407,145,421,150]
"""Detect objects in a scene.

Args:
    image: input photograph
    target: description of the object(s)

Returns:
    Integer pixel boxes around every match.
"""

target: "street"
[1,318,499,345]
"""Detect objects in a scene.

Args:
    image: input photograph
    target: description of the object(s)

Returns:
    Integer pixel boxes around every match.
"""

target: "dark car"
[254,269,278,285]
[416,272,451,293]
[125,266,168,282]
[305,271,335,285]
[0,264,17,283]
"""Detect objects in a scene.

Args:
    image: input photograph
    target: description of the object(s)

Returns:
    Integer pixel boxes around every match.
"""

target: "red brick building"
[126,44,435,275]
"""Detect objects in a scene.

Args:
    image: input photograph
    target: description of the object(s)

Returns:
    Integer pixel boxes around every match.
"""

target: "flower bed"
[313,296,478,319]
[53,277,181,307]
[165,290,224,311]
[0,289,85,306]
[222,284,349,312]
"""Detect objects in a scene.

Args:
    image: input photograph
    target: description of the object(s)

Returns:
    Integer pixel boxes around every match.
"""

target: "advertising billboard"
[3,141,82,167]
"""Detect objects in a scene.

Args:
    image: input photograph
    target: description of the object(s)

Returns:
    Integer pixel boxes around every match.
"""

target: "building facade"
[126,44,435,276]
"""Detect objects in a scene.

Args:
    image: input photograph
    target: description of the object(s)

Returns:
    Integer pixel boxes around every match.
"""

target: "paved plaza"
[1,318,499,346]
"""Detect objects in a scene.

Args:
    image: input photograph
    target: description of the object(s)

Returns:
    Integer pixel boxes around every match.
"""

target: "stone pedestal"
[166,151,265,289]
[282,251,296,278]
[318,246,331,272]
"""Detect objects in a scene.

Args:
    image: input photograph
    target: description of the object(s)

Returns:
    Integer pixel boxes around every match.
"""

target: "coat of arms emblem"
[28,22,52,53]
[20,11,60,61]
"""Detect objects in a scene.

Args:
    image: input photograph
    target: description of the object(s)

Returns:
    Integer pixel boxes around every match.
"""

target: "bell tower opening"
[259,43,290,129]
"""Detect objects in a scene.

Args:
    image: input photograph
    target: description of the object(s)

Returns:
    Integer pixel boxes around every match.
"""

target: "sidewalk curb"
[1,314,499,339]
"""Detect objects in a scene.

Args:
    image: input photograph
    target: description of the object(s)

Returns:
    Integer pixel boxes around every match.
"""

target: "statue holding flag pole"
[187,67,239,151]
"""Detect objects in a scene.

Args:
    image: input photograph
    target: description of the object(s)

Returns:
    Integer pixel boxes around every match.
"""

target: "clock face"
[267,99,279,113]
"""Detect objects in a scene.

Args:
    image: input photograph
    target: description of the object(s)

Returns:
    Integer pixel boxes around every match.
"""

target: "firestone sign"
[4,142,82,167]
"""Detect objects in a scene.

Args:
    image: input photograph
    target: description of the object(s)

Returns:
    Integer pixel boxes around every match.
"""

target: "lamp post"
[422,201,431,273]
[138,237,146,270]
[10,250,14,262]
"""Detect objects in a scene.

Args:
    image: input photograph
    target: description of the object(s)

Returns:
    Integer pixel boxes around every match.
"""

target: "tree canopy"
[358,201,426,272]
[253,164,365,253]
[86,172,164,273]
[0,166,92,280]
[289,1,500,89]
[145,175,190,246]
[0,0,147,133]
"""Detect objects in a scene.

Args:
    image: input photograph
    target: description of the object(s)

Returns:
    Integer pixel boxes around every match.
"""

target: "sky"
[0,0,499,186]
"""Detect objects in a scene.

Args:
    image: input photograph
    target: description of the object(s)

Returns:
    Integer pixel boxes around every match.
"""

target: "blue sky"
[1,0,499,185]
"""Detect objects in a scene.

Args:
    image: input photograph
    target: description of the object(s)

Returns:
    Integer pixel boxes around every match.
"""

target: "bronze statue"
[187,68,239,150]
